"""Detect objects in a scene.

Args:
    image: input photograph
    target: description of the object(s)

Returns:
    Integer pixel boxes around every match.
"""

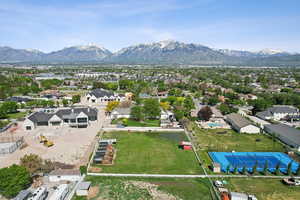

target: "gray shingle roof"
[28,112,53,123]
[256,105,298,119]
[88,89,114,98]
[264,124,300,147]
[28,107,97,123]
[226,113,252,129]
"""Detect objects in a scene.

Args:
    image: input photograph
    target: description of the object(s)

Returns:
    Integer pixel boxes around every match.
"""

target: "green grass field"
[187,122,286,173]
[220,178,300,200]
[94,131,202,174]
[7,111,28,119]
[112,119,160,127]
[72,176,215,200]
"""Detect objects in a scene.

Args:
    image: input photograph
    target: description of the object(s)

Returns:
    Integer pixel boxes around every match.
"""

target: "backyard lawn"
[73,176,215,200]
[187,122,287,173]
[112,119,160,127]
[221,178,300,200]
[7,111,28,119]
[191,125,285,152]
[94,131,202,174]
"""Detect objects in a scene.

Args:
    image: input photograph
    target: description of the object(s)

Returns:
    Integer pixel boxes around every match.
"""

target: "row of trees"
[0,101,18,119]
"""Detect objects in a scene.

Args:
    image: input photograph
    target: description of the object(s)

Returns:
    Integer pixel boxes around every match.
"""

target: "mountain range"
[0,40,299,66]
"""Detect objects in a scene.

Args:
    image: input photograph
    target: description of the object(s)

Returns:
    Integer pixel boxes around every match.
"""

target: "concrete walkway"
[87,172,300,179]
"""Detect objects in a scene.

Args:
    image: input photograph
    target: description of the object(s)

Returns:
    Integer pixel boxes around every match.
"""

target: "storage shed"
[76,182,91,196]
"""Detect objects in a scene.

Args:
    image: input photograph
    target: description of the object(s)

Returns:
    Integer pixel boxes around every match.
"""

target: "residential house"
[110,107,131,119]
[86,89,125,103]
[256,105,299,121]
[23,107,97,130]
[264,124,300,151]
[225,113,260,134]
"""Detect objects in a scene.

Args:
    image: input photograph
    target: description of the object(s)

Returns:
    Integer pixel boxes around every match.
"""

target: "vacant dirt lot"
[0,106,108,168]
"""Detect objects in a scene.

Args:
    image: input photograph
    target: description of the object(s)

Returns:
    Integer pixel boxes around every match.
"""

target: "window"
[26,126,31,130]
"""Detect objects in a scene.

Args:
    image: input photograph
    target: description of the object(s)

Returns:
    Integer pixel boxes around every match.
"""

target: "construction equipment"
[39,135,54,147]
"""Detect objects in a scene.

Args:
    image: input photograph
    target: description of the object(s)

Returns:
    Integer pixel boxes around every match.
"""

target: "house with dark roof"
[23,107,97,130]
[264,124,300,151]
[256,105,299,121]
[225,113,260,134]
[86,89,125,103]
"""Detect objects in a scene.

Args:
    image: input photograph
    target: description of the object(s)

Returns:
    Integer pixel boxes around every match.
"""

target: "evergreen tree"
[287,161,293,175]
[295,165,300,176]
[233,166,238,174]
[263,161,268,175]
[242,166,247,175]
[275,162,281,175]
[226,165,231,174]
[252,161,258,175]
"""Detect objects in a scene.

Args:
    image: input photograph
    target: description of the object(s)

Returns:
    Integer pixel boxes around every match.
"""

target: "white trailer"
[28,187,47,200]
[48,184,69,200]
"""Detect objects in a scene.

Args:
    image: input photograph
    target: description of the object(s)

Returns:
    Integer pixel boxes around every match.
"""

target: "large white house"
[256,105,299,121]
[226,113,260,134]
[86,89,125,103]
[23,107,98,130]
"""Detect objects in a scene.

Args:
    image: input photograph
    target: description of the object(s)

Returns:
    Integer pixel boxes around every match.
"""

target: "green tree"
[1,101,18,114]
[62,99,69,107]
[183,95,195,116]
[252,161,258,175]
[174,110,184,121]
[242,166,247,175]
[20,154,43,175]
[275,163,281,175]
[143,98,160,119]
[295,165,300,176]
[41,79,62,89]
[197,106,213,121]
[263,161,268,175]
[0,165,31,198]
[233,166,238,174]
[287,161,293,175]
[72,95,81,104]
[130,106,144,121]
[226,165,231,174]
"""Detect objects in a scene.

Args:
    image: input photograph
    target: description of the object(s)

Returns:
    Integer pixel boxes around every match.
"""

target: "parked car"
[214,180,224,188]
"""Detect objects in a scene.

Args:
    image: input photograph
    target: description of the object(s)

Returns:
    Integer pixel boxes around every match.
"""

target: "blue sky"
[0,0,300,52]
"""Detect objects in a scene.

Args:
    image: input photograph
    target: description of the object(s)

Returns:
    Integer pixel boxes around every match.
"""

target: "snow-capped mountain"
[44,44,112,62]
[106,40,230,64]
[0,46,44,62]
[0,41,299,66]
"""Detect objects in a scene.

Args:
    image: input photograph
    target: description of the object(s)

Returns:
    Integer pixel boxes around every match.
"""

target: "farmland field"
[92,131,203,174]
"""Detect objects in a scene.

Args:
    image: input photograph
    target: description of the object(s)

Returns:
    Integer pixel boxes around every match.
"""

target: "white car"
[248,194,258,200]
[213,180,224,188]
